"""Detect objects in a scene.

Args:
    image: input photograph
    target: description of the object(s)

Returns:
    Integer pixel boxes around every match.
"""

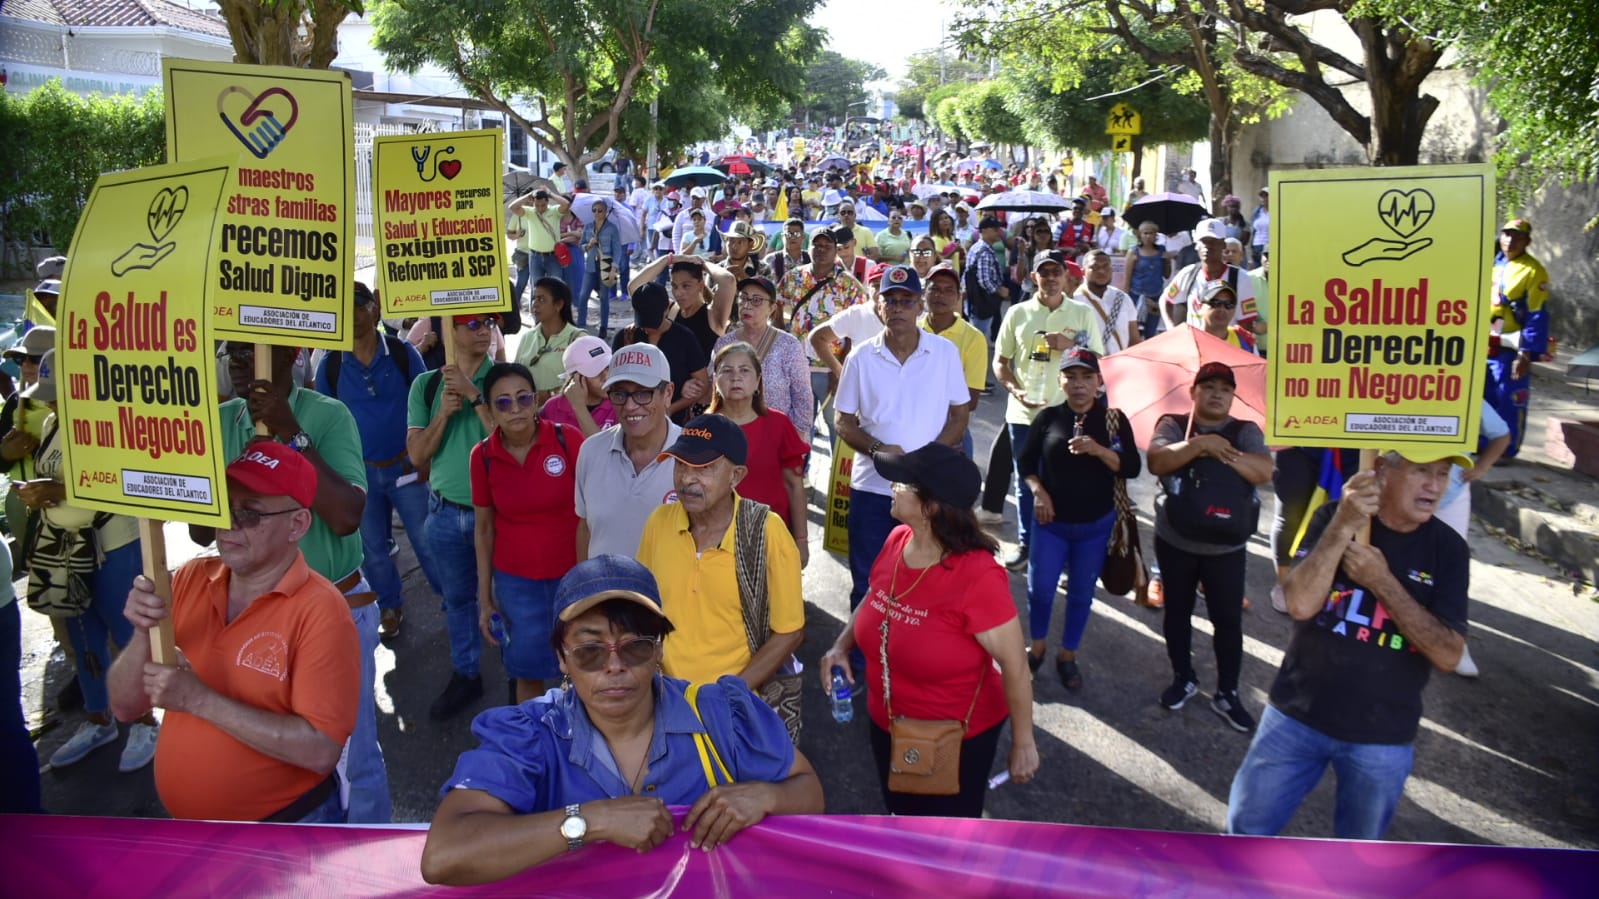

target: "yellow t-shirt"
[637,497,804,684]
[921,315,987,391]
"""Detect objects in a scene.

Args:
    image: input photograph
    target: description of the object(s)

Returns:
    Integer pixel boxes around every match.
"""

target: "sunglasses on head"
[456,316,500,331]
[563,636,659,671]
[492,391,536,412]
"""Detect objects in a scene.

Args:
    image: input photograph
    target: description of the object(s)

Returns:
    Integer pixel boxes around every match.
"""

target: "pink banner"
[2,813,1590,897]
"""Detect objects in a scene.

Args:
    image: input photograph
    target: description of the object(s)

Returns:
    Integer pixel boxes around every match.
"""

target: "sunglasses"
[492,391,537,413]
[607,387,659,407]
[909,249,935,257]
[21,354,43,364]
[735,292,772,306]
[563,636,660,671]
[455,316,500,331]
[228,506,298,530]
[882,295,922,309]
[1205,298,1238,309]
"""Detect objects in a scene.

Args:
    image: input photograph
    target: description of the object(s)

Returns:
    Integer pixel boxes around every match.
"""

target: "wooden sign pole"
[1355,448,1377,545]
[254,344,272,437]
[139,518,177,665]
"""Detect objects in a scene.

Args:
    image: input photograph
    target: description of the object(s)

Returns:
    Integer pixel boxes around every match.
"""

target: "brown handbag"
[880,598,984,796]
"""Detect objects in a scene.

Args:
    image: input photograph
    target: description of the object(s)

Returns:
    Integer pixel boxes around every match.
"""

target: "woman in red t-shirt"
[706,342,810,567]
[819,443,1038,817]
[471,363,584,704]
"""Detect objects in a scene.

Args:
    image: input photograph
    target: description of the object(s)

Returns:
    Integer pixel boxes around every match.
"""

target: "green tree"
[1363,0,1599,205]
[896,47,985,119]
[793,51,887,127]
[955,80,1026,152]
[0,82,166,267]
[216,0,363,67]
[926,83,974,149]
[369,0,823,170]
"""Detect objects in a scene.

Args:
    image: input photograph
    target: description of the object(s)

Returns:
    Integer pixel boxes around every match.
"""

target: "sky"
[808,0,958,89]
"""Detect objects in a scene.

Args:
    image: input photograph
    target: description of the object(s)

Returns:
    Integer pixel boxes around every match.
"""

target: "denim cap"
[555,555,666,622]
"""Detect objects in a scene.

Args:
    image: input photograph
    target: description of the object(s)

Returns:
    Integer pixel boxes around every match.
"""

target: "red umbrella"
[725,161,752,176]
[1099,327,1267,449]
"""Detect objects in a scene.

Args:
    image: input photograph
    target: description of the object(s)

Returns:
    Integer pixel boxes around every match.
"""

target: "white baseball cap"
[604,342,671,390]
[689,186,708,199]
[1192,218,1227,242]
[560,335,612,379]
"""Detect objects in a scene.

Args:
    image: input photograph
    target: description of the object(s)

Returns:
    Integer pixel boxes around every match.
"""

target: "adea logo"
[663,490,679,504]
[242,449,281,468]
[1282,415,1340,429]
[543,454,566,477]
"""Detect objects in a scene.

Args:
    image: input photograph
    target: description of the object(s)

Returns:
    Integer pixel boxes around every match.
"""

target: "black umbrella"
[1122,192,1209,234]
[504,165,538,204]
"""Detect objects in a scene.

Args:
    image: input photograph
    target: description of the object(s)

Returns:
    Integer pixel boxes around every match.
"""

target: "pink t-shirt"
[538,395,618,432]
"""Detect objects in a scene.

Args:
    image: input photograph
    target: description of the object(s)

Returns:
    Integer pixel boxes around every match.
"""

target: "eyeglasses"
[492,391,537,412]
[455,316,500,331]
[607,387,659,407]
[1205,298,1238,309]
[909,249,935,257]
[735,292,771,306]
[882,295,922,309]
[21,354,43,364]
[563,636,660,671]
[228,506,299,530]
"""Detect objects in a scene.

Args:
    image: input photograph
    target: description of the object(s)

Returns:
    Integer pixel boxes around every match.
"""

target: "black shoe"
[1003,546,1029,572]
[1027,649,1045,673]
[1211,690,1256,732]
[1159,674,1199,710]
[430,672,485,721]
[56,678,83,712]
[1057,658,1083,691]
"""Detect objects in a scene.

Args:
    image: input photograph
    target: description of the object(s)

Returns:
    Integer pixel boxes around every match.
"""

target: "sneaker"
[975,509,1003,526]
[1455,645,1480,678]
[119,722,159,772]
[1003,545,1029,572]
[1211,690,1256,732]
[429,672,485,721]
[1159,674,1199,710]
[49,719,119,768]
[1270,584,1288,614]
[379,608,403,640]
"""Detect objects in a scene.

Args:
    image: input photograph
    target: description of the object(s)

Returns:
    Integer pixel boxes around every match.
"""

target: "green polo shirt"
[407,356,492,506]
[995,296,1105,425]
[514,321,586,393]
[221,387,367,582]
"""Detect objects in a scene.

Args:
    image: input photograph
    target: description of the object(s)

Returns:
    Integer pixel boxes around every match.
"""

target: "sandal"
[1057,658,1083,691]
[1027,649,1045,673]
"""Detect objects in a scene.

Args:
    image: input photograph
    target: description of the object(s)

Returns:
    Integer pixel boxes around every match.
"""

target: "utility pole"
[647,87,659,179]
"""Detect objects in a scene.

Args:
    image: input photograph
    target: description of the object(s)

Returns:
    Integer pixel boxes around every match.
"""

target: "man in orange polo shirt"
[108,443,359,822]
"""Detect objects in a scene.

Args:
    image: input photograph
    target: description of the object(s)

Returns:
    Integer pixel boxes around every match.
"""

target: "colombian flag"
[1290,449,1346,557]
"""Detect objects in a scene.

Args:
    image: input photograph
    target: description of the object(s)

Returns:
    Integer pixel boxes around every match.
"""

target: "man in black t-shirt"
[1226,448,1470,840]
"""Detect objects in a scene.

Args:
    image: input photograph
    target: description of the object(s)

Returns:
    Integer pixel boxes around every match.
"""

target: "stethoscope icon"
[412,144,457,182]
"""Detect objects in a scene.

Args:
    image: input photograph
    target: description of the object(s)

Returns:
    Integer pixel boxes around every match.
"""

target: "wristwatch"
[559,803,586,850]
[469,393,487,408]
[284,431,312,453]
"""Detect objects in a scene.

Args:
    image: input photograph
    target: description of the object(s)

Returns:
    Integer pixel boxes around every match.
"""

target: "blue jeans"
[296,779,347,824]
[561,256,587,315]
[846,488,896,611]
[63,539,141,715]
[960,428,974,460]
[578,268,617,335]
[1026,509,1116,650]
[492,571,560,680]
[1227,705,1415,840]
[361,462,443,612]
[340,599,391,824]
[1007,422,1034,551]
[424,495,481,678]
[1,599,41,813]
[1487,348,1528,457]
[523,251,560,297]
[810,370,833,448]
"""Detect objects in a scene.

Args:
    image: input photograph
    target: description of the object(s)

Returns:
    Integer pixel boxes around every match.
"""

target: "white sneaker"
[119,722,160,772]
[975,509,1003,526]
[1270,584,1288,614]
[1455,645,1480,678]
[49,719,119,768]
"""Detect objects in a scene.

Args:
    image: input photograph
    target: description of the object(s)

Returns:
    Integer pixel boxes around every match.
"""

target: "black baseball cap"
[658,413,748,466]
[978,216,1005,231]
[873,443,981,509]
[1194,361,1236,387]
[1059,347,1100,373]
[737,276,777,298]
[631,282,671,329]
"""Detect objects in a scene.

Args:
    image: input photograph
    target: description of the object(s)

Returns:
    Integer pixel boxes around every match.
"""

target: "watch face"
[560,816,586,840]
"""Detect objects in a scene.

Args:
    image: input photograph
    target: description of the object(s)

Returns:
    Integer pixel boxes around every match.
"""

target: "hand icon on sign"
[1339,237,1433,267]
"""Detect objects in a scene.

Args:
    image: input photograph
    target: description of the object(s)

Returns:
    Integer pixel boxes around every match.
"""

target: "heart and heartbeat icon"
[1340,188,1436,266]
[111,186,187,277]
[216,86,299,159]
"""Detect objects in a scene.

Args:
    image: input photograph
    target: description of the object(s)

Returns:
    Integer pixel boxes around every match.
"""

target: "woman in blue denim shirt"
[579,202,626,337]
[422,555,823,885]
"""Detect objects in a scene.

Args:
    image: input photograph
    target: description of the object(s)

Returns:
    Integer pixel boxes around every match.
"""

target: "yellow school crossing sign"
[1107,103,1141,135]
[1112,135,1134,152]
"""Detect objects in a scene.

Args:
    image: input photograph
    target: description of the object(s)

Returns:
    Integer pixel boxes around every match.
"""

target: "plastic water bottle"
[1027,331,1051,402]
[830,666,853,723]
[489,613,510,646]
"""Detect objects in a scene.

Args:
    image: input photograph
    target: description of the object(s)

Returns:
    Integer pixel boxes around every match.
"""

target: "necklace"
[887,544,941,603]
[626,751,649,795]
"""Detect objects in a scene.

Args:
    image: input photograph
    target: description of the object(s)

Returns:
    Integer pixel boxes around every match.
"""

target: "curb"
[1474,481,1599,585]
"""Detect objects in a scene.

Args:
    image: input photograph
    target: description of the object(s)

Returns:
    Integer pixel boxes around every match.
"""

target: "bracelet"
[868,439,883,457]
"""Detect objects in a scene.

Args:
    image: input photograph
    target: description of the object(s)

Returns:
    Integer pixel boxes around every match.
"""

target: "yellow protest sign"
[162,59,355,350]
[823,442,855,557]
[373,129,511,318]
[1267,164,1494,451]
[56,158,233,528]
[1106,103,1141,135]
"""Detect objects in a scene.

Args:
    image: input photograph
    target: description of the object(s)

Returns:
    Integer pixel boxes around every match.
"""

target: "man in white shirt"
[1160,218,1258,333]
[1075,249,1141,355]
[672,187,710,258]
[834,265,970,610]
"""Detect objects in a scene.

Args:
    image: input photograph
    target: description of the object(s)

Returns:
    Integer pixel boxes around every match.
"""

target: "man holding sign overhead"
[109,443,359,823]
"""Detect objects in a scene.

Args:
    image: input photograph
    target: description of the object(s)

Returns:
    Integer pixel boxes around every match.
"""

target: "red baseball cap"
[452,312,501,325]
[227,441,318,508]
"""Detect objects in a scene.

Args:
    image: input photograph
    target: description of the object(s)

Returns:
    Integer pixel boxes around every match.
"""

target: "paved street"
[21,361,1598,848]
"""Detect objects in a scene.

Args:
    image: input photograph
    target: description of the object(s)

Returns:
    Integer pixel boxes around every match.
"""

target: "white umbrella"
[976,190,1073,214]
[853,204,888,222]
[570,194,642,246]
[912,182,961,200]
